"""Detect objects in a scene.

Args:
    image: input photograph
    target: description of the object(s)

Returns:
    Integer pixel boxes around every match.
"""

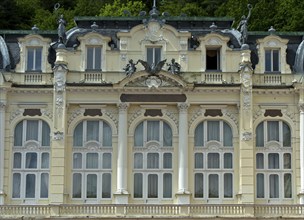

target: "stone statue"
[123,59,138,77]
[167,58,181,74]
[57,14,66,44]
[138,59,167,75]
[237,4,252,45]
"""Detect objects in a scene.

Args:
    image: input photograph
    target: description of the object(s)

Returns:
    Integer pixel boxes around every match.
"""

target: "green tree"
[99,0,146,17]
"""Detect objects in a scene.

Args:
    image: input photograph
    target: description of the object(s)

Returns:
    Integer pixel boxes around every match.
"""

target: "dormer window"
[147,47,161,66]
[265,49,280,72]
[206,48,221,71]
[27,47,42,72]
[86,46,102,71]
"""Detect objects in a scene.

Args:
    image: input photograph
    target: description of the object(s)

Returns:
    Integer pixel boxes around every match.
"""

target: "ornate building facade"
[0,5,304,219]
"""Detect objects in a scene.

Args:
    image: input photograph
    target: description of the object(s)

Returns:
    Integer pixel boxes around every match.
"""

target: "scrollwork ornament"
[178,103,189,113]
[53,131,64,140]
[118,102,129,112]
[299,103,304,112]
[0,101,6,110]
[242,131,252,141]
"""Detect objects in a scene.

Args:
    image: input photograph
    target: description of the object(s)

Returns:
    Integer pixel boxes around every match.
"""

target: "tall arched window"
[133,120,173,201]
[194,120,233,200]
[255,120,292,200]
[12,119,50,200]
[72,120,112,201]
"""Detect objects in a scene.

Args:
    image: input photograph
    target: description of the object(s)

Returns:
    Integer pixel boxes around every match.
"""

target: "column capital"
[117,102,129,112]
[299,103,304,112]
[0,101,6,110]
[177,102,189,113]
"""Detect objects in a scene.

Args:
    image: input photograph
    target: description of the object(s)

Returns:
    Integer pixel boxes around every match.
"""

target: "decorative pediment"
[118,71,188,89]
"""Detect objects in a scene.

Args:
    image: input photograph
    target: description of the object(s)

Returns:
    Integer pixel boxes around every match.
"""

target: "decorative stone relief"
[222,109,239,127]
[299,103,304,112]
[178,103,189,113]
[207,38,221,45]
[242,131,252,141]
[281,108,295,123]
[0,101,6,110]
[104,108,119,131]
[128,108,144,127]
[118,102,129,113]
[41,109,53,120]
[54,71,66,93]
[67,108,85,127]
[266,40,279,47]
[146,76,162,88]
[88,37,101,45]
[53,131,64,140]
[180,54,187,62]
[143,21,165,43]
[9,109,23,123]
[242,90,251,110]
[164,109,178,129]
[253,107,265,122]
[189,107,204,129]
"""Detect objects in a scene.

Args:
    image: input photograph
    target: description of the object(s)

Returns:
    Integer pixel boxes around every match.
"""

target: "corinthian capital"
[299,103,304,112]
[118,102,129,112]
[0,101,6,110]
[178,103,189,113]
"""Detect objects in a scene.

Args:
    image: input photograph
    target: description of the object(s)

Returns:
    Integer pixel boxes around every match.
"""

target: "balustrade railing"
[1,204,304,218]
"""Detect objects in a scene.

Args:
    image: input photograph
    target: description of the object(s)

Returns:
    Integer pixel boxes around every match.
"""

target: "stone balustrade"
[0,204,304,219]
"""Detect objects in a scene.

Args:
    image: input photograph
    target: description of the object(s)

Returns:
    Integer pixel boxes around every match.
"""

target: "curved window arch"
[255,120,292,200]
[193,120,234,200]
[133,120,173,201]
[72,119,112,201]
[12,119,50,200]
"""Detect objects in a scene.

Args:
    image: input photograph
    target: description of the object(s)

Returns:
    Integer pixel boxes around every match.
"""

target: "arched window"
[12,119,50,200]
[133,120,173,201]
[72,120,112,201]
[255,120,292,200]
[194,120,234,200]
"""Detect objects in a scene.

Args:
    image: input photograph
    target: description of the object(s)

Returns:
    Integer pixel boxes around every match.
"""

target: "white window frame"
[86,46,102,71]
[133,120,173,202]
[26,47,42,72]
[255,120,292,200]
[146,47,162,66]
[72,120,112,202]
[194,120,234,201]
[12,119,50,201]
[265,49,280,73]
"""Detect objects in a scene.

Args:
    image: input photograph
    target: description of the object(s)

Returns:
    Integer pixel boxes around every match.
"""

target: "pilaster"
[238,48,254,204]
[176,102,190,204]
[298,102,304,204]
[114,102,129,204]
[0,99,6,204]
[50,48,68,204]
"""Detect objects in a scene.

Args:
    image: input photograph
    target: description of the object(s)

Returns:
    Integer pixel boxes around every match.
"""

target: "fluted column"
[299,104,304,204]
[115,102,129,204]
[0,101,5,204]
[176,102,190,204]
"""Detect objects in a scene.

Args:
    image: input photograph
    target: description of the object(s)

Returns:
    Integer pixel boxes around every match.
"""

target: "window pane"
[163,122,172,146]
[27,48,34,70]
[86,153,98,169]
[13,153,22,169]
[155,48,161,64]
[86,174,97,198]
[194,173,204,198]
[147,121,159,142]
[273,50,279,72]
[73,153,82,169]
[224,153,233,169]
[42,121,50,146]
[284,173,292,198]
[102,173,111,198]
[207,121,219,141]
[147,48,153,66]
[134,173,143,198]
[94,47,102,70]
[87,121,99,142]
[269,174,279,198]
[134,153,143,169]
[14,121,23,146]
[224,173,233,198]
[195,122,204,146]
[26,174,36,198]
[147,153,159,169]
[223,122,233,146]
[103,122,112,146]
[87,47,94,69]
[26,152,37,168]
[40,173,49,198]
[284,153,291,169]
[208,153,219,168]
[265,50,271,72]
[267,121,279,142]
[208,174,219,198]
[256,173,264,198]
[72,173,82,198]
[12,173,21,198]
[163,173,172,198]
[35,47,42,70]
[195,153,204,169]
[163,153,172,169]
[26,120,38,141]
[256,153,264,169]
[134,122,143,147]
[268,153,279,169]
[256,122,264,147]
[283,122,291,147]
[148,174,158,198]
[41,153,49,169]
[102,153,111,169]
[73,122,83,146]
